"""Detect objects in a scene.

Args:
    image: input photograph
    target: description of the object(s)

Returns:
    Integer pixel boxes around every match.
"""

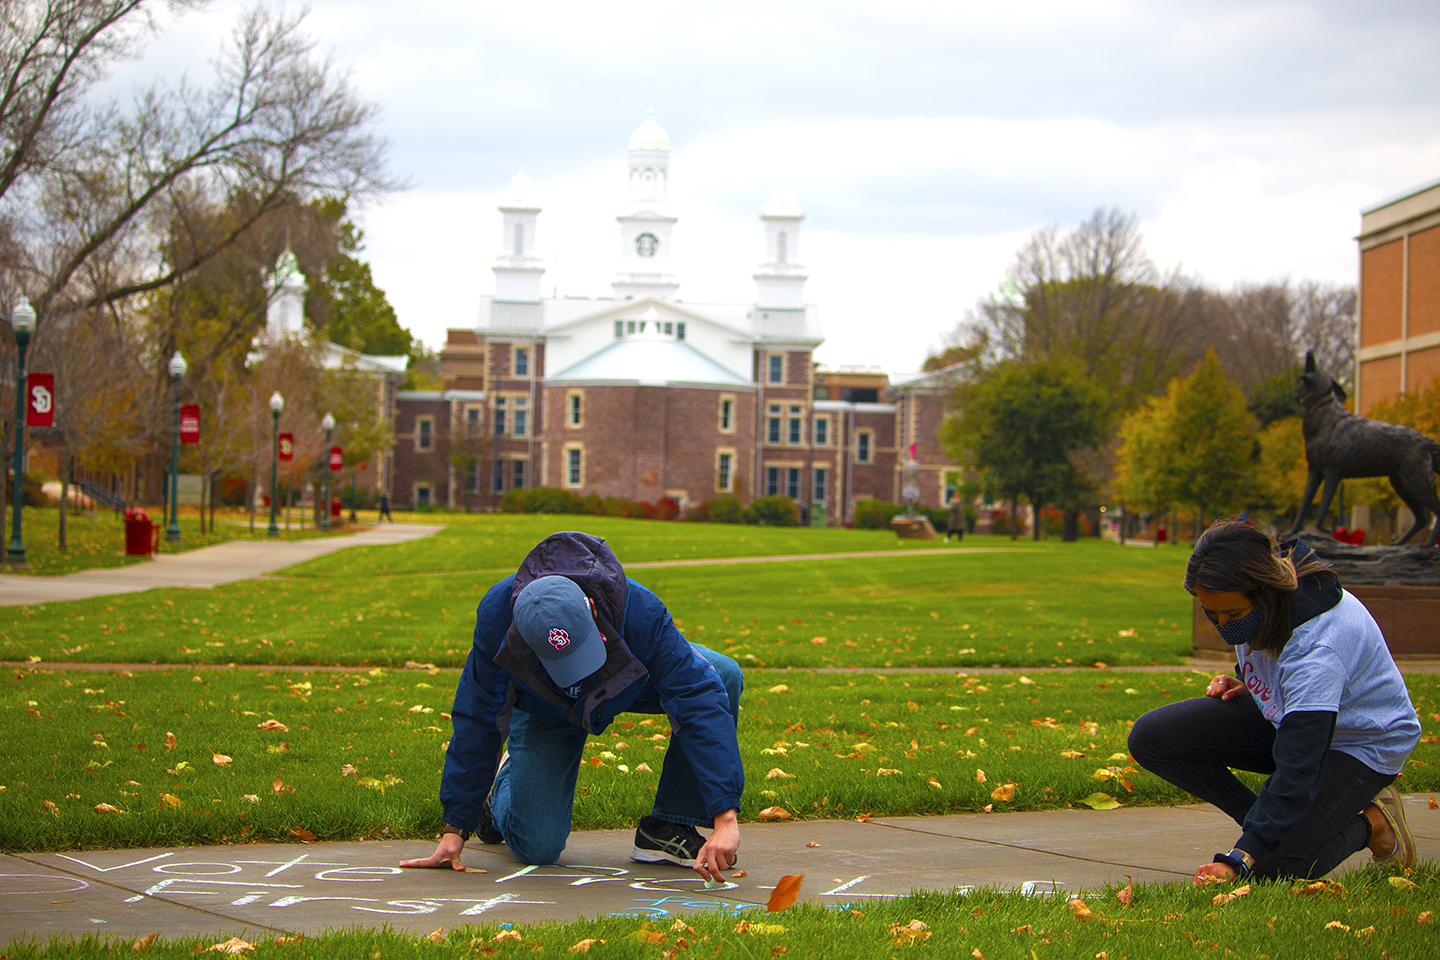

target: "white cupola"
[753,181,807,309]
[264,248,308,338]
[493,169,545,303]
[613,109,680,301]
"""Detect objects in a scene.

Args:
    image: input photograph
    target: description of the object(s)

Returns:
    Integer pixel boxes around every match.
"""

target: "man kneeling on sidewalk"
[400,532,744,882]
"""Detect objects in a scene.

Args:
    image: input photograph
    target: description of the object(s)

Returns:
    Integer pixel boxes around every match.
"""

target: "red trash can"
[124,509,154,557]
[331,497,342,518]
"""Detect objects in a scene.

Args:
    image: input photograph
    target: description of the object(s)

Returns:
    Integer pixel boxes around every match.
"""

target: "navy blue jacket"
[439,533,744,831]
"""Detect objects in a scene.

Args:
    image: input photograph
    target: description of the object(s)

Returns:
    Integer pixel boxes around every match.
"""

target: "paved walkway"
[2,797,1435,942]
[0,524,445,607]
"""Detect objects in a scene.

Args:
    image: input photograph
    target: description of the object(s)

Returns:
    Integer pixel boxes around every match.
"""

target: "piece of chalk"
[704,879,717,889]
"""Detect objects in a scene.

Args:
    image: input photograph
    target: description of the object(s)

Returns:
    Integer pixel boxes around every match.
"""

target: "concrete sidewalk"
[0,524,444,607]
[2,796,1435,943]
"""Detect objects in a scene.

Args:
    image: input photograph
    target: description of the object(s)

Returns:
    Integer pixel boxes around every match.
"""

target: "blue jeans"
[488,643,743,865]
[1129,694,1391,880]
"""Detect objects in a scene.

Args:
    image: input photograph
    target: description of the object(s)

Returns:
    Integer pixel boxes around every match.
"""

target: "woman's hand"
[1194,862,1237,885]
[398,832,467,871]
[1205,675,1248,701]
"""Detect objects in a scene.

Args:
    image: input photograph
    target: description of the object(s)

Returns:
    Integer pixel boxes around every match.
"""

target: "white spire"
[628,108,670,152]
[494,168,544,302]
[264,248,308,338]
[754,181,807,310]
[614,111,679,300]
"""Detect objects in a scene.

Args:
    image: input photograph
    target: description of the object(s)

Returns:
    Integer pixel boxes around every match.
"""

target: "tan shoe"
[1371,784,1415,868]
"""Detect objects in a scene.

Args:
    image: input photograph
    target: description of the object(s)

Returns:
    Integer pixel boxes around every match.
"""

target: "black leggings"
[1128,694,1392,880]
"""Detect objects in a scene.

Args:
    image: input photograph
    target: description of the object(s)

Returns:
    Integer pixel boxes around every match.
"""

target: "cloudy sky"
[118,0,1440,372]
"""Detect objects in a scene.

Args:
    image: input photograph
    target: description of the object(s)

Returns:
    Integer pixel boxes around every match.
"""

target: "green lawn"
[1,522,1197,669]
[0,507,350,576]
[5,666,1438,851]
[6,869,1439,958]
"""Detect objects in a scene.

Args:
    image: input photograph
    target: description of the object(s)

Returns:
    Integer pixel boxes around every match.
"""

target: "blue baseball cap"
[513,576,607,688]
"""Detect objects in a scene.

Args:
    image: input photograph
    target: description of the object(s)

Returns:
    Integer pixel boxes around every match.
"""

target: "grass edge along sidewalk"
[4,869,1439,959]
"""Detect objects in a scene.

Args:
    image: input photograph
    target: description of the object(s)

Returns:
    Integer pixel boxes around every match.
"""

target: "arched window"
[513,223,524,255]
[776,231,788,264]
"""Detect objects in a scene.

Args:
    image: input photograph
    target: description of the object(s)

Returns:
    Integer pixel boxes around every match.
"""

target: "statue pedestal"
[891,516,938,540]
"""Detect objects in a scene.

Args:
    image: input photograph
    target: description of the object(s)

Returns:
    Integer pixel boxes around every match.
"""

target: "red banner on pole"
[26,373,53,426]
[277,432,294,461]
[329,446,343,471]
[180,404,200,443]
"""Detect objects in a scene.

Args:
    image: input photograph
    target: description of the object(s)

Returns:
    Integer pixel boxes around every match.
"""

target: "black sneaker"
[631,815,704,867]
[476,750,508,844]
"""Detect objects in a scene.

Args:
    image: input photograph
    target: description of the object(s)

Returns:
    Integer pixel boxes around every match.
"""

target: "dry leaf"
[1296,881,1329,897]
[888,920,931,945]
[132,934,157,952]
[854,812,873,823]
[341,764,358,777]
[43,799,60,817]
[1213,884,1251,906]
[730,870,747,878]
[767,873,805,912]
[983,804,993,813]
[159,794,182,808]
[1417,911,1432,925]
[975,768,987,783]
[426,928,445,943]
[630,931,668,945]
[733,921,751,935]
[1116,876,1134,907]
[1430,796,1438,809]
[208,938,255,955]
[927,777,943,790]
[93,802,123,814]
[768,684,790,693]
[971,950,984,960]
[257,720,289,732]
[287,827,316,841]
[991,783,1016,802]
[635,762,654,773]
[1060,750,1086,759]
[164,732,177,750]
[568,939,604,953]
[211,753,232,766]
[757,806,791,821]
[273,936,303,945]
[1009,925,1032,934]
[769,948,786,957]
[1069,899,1096,921]
[670,920,695,935]
[1389,877,1419,891]
[494,931,522,942]
[806,841,820,848]
[765,768,794,780]
[1324,921,1350,932]
[1078,792,1122,810]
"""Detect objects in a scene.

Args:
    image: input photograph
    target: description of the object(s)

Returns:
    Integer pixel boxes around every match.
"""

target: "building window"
[766,467,780,496]
[786,468,800,500]
[664,322,673,335]
[787,405,802,444]
[768,354,783,384]
[565,447,583,488]
[512,460,525,489]
[676,322,686,340]
[767,404,781,444]
[856,430,872,464]
[614,320,623,338]
[417,417,433,452]
[494,398,506,436]
[717,453,733,492]
[813,467,828,503]
[777,231,787,264]
[627,320,636,334]
[513,223,524,255]
[513,398,527,438]
[719,397,733,432]
[416,485,431,508]
[492,459,504,493]
[568,393,582,428]
[466,407,481,436]
[814,416,828,446]
[515,348,529,377]
[465,463,478,493]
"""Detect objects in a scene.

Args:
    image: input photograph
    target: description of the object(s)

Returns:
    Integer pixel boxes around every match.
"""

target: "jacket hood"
[1281,537,1342,629]
[511,532,628,630]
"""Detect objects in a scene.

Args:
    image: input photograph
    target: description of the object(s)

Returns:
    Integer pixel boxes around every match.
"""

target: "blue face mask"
[1213,607,1261,646]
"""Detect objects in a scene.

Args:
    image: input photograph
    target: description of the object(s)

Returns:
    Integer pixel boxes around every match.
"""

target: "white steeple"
[493,169,545,303]
[265,248,308,338]
[613,109,679,301]
[753,181,807,309]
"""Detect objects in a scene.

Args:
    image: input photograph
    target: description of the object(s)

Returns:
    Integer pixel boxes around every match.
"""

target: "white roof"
[323,343,408,375]
[628,109,670,152]
[547,338,752,387]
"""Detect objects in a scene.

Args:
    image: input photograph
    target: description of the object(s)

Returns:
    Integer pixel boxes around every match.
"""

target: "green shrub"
[501,487,584,514]
[852,498,904,529]
[580,493,602,515]
[743,495,799,526]
[701,494,744,523]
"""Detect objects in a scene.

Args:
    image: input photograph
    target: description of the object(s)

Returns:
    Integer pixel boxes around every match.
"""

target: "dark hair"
[1184,518,1332,655]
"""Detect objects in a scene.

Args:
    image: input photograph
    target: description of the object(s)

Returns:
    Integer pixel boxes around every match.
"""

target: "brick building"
[389,114,963,521]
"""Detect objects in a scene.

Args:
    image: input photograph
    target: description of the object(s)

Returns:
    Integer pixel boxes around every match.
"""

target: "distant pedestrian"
[379,493,392,522]
[945,494,965,543]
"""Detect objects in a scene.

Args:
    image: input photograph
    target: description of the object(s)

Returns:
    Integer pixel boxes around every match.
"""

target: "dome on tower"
[504,168,534,206]
[763,181,802,218]
[628,109,670,152]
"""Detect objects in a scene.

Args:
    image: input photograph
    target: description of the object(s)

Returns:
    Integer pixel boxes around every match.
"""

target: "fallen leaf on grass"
[208,938,255,955]
[272,778,293,794]
[341,764,358,777]
[1061,751,1085,759]
[425,928,445,943]
[164,732,177,750]
[1116,876,1134,907]
[494,931,522,941]
[991,783,1016,802]
[1069,899,1096,920]
[287,828,316,842]
[670,920,695,935]
[767,873,805,912]
[1388,877,1419,891]
[768,684,790,693]
[635,763,653,773]
[93,803,123,814]
[876,768,900,776]
[975,769,987,783]
[971,950,984,960]
[1295,881,1331,897]
[273,936,303,945]
[1418,911,1432,925]
[1324,921,1351,932]
[256,720,288,732]
[769,948,787,957]
[927,777,943,790]
[757,806,791,821]
[629,930,668,945]
[211,753,232,766]
[159,794,182,808]
[1213,884,1251,906]
[765,768,794,780]
[1009,925,1032,934]
[735,922,787,935]
[1078,792,1122,810]
[132,934,156,952]
[42,800,59,817]
[888,920,931,945]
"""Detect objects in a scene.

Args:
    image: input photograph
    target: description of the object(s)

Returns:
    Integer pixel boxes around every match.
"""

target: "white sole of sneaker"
[629,846,696,868]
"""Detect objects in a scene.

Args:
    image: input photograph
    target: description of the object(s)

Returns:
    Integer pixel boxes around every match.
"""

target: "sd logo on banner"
[278,433,294,461]
[26,373,54,426]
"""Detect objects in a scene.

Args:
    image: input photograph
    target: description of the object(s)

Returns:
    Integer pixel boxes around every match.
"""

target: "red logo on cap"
[548,628,570,650]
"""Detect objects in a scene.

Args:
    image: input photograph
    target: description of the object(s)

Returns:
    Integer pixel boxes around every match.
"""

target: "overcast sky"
[118,0,1440,372]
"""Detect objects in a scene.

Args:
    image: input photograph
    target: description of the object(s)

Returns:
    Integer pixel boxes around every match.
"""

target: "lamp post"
[320,412,334,532]
[268,391,284,537]
[165,351,187,542]
[6,296,35,568]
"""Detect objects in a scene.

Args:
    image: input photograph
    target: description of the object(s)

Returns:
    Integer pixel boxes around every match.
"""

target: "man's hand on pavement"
[694,809,740,882]
[398,832,467,871]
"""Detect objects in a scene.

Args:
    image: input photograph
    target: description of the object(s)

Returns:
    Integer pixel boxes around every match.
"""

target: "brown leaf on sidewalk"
[757,806,791,821]
[1429,796,1437,809]
[854,812,873,822]
[287,828,316,842]
[1116,876,1134,907]
[132,934,157,952]
[729,870,747,878]
[767,873,805,912]
[257,720,289,732]
[806,841,820,848]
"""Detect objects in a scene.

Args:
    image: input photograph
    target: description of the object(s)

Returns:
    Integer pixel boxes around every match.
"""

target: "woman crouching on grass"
[1128,518,1420,884]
